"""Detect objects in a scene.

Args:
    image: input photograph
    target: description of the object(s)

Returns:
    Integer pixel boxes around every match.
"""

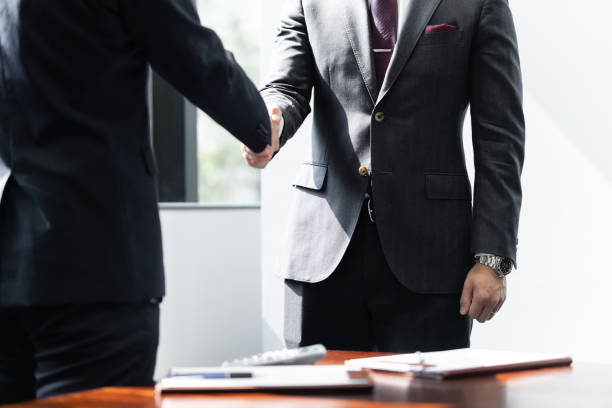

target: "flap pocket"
[293,163,327,190]
[425,173,471,200]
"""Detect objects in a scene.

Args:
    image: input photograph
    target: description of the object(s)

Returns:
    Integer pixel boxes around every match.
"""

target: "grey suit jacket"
[261,0,525,294]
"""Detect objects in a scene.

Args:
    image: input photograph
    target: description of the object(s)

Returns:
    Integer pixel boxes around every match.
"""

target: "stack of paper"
[157,365,372,393]
[345,348,572,379]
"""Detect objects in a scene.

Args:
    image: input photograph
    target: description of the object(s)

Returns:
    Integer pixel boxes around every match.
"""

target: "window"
[195,0,262,205]
[151,0,263,204]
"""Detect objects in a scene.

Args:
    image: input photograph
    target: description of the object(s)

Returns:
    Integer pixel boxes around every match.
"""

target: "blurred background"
[195,0,262,204]
[153,0,612,379]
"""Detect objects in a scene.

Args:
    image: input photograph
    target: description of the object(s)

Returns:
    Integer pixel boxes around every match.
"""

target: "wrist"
[474,254,512,278]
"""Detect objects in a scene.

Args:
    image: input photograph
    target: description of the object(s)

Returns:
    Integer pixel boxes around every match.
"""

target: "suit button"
[359,166,369,176]
[374,112,385,122]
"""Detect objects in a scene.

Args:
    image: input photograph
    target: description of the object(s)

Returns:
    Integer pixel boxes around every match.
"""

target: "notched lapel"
[341,0,378,104]
[377,0,443,103]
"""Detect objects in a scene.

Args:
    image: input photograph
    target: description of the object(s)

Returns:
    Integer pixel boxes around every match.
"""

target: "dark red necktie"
[370,0,398,89]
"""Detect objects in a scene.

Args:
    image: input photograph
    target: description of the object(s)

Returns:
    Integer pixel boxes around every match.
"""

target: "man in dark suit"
[243,0,524,351]
[0,0,273,403]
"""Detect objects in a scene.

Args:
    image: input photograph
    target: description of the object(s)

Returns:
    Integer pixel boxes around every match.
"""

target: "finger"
[243,150,259,166]
[468,294,486,323]
[491,297,505,315]
[490,284,506,316]
[254,146,273,160]
[251,160,268,169]
[249,155,269,169]
[241,144,255,155]
[258,148,273,158]
[241,145,256,165]
[267,105,282,153]
[266,103,280,116]
[242,151,253,166]
[479,299,497,323]
[248,146,273,168]
[270,106,282,123]
[459,278,473,315]
[487,302,502,321]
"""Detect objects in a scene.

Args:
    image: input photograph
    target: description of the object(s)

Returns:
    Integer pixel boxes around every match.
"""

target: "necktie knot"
[370,0,398,48]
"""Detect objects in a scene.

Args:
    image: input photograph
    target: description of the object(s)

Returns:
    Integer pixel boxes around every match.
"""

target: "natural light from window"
[196,0,262,204]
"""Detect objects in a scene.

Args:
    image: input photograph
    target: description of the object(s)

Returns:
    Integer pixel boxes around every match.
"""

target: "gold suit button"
[359,166,369,176]
[374,112,385,122]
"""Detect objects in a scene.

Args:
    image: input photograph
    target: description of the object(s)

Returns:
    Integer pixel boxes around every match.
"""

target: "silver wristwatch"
[475,255,513,278]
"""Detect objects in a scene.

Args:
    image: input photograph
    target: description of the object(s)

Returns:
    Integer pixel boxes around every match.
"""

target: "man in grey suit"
[244,0,524,351]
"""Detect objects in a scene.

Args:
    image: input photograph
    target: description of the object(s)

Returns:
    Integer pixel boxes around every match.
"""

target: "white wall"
[469,0,612,363]
[155,206,262,379]
[260,0,612,362]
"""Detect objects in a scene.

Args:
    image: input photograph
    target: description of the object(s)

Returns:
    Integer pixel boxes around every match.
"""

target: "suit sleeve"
[260,0,315,148]
[469,0,525,266]
[120,0,270,153]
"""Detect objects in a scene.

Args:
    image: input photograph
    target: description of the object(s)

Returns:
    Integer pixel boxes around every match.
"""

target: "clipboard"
[345,348,573,379]
[156,365,373,393]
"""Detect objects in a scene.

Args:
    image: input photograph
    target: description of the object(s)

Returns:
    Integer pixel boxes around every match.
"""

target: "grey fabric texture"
[261,0,525,294]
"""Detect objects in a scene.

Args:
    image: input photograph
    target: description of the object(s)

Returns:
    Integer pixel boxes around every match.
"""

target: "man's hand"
[460,263,507,323]
[241,104,281,169]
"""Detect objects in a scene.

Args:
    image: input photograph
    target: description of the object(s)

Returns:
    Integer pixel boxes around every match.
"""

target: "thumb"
[270,106,282,123]
[459,277,473,315]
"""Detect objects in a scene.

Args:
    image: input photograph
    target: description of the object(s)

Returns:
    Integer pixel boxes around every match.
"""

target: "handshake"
[241,104,282,169]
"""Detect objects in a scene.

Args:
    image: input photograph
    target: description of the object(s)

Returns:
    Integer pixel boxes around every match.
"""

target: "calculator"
[221,344,327,367]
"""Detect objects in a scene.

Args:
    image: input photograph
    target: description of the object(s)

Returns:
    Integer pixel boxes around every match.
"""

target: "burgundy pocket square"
[424,24,457,34]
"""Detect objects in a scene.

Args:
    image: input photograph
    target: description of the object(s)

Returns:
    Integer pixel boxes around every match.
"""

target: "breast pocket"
[418,30,464,47]
[408,29,467,88]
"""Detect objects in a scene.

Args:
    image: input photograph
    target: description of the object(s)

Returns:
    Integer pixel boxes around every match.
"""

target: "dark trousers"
[0,300,159,404]
[285,202,471,352]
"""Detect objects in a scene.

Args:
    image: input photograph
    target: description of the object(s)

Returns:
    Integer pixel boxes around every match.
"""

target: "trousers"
[285,201,471,352]
[0,300,159,404]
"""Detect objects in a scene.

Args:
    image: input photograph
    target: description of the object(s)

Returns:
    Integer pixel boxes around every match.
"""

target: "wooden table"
[6,351,612,408]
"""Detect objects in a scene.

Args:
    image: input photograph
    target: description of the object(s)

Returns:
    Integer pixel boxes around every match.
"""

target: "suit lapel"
[377,0,442,103]
[341,0,378,104]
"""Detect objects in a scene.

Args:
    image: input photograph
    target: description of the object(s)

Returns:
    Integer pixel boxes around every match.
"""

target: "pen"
[170,372,253,379]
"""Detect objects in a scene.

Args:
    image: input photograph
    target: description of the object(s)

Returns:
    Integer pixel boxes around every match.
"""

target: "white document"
[0,156,10,202]
[157,365,372,393]
[345,349,572,379]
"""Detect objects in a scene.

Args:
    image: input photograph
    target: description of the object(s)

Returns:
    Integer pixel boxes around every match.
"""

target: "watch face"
[500,258,512,274]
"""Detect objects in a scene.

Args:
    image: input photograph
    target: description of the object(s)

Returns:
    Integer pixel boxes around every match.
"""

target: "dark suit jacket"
[262,0,525,293]
[0,0,270,307]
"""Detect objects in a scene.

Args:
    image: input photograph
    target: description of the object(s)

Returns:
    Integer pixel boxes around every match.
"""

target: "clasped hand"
[241,104,281,168]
